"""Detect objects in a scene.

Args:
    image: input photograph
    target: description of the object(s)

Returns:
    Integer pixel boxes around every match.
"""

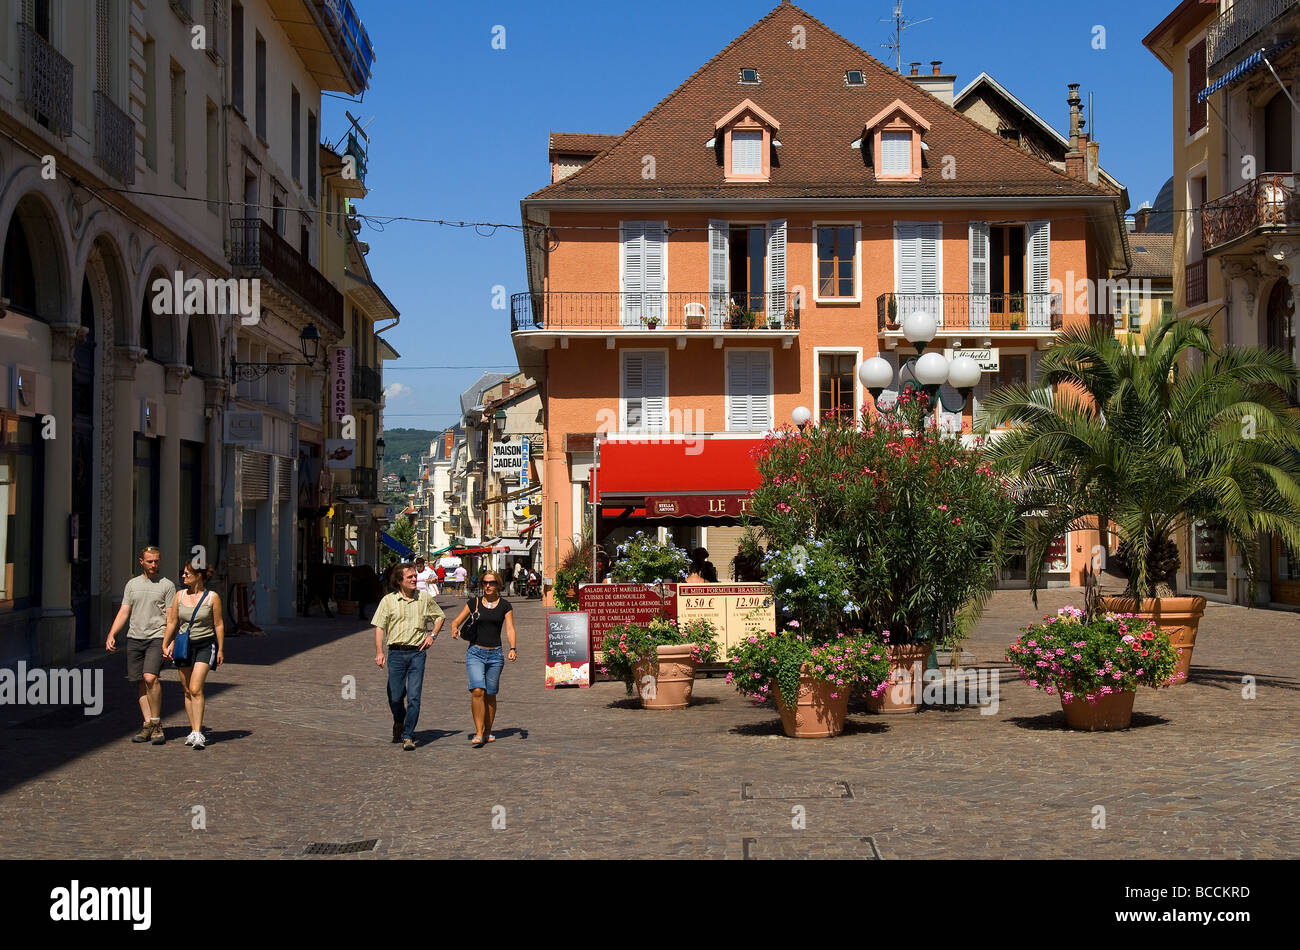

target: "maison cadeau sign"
[645,494,754,518]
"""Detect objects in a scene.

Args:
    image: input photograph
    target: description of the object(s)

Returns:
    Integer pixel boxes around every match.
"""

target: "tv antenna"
[880,2,934,74]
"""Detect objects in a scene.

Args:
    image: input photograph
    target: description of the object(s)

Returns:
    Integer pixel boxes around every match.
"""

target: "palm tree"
[979,314,1300,602]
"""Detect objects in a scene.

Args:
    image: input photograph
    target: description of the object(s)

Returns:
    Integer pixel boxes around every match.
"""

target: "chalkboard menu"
[545,611,591,689]
[579,583,677,654]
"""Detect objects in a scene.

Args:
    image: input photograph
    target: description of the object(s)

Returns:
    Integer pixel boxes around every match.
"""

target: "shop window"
[1189,519,1227,592]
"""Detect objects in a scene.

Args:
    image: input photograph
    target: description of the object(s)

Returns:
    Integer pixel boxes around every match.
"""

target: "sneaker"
[150,723,166,745]
[191,732,206,750]
[183,732,198,747]
[392,721,403,743]
[402,738,415,751]
[131,724,154,743]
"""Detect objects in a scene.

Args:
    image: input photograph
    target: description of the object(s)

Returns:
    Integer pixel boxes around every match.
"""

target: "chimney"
[1064,83,1087,180]
[908,60,957,105]
[1134,202,1152,234]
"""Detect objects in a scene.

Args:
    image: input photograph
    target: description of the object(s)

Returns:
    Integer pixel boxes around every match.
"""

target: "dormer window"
[863,98,930,183]
[739,68,760,84]
[845,70,865,86]
[716,98,780,183]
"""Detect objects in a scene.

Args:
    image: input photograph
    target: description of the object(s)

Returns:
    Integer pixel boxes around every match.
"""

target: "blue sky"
[326,0,1177,432]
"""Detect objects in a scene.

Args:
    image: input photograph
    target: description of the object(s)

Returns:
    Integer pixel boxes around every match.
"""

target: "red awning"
[595,438,762,520]
[451,546,509,556]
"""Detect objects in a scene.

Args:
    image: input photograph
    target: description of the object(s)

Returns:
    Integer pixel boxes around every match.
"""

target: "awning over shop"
[595,437,762,520]
[486,537,538,555]
[381,531,415,559]
[1200,42,1294,102]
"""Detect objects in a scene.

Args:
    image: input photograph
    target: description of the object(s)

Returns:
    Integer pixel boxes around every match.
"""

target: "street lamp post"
[859,311,983,422]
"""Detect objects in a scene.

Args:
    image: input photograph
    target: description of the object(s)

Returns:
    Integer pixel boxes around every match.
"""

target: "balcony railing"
[1202,173,1299,251]
[875,293,1063,333]
[93,90,135,184]
[1207,0,1299,71]
[1186,260,1208,307]
[230,218,343,335]
[511,292,801,332]
[354,466,378,501]
[352,365,382,403]
[19,23,72,136]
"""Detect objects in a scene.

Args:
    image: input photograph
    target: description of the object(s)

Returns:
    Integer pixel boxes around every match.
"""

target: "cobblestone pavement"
[1,589,1296,859]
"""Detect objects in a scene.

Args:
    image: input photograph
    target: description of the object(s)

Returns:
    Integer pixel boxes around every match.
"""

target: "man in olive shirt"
[105,546,177,744]
[372,563,445,750]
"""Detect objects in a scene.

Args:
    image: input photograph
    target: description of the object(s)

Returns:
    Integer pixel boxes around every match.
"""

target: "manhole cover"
[303,839,380,856]
[740,781,854,800]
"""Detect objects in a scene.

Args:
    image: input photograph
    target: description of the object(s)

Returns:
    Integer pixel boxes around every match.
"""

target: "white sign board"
[491,440,526,475]
[520,437,530,489]
[944,347,999,372]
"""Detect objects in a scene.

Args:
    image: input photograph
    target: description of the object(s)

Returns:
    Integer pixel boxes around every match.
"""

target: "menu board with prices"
[578,583,677,655]
[675,584,776,662]
[545,611,591,688]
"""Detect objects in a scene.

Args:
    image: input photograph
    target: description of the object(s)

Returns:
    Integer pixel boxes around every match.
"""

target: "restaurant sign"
[943,347,999,372]
[644,493,753,519]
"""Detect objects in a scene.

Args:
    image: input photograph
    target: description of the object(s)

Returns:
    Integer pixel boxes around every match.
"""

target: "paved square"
[1,589,1296,859]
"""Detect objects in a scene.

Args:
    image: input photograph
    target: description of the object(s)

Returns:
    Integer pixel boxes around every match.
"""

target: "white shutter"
[919,223,941,325]
[732,130,762,173]
[881,131,911,175]
[642,223,665,323]
[971,371,993,433]
[623,352,644,428]
[621,223,643,327]
[727,351,751,431]
[241,452,270,501]
[727,351,772,431]
[643,352,667,430]
[1027,220,1050,328]
[896,224,918,293]
[750,350,772,430]
[767,219,786,324]
[896,223,941,325]
[969,222,990,331]
[709,220,728,327]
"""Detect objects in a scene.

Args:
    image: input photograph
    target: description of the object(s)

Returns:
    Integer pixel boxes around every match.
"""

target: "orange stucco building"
[512,2,1129,595]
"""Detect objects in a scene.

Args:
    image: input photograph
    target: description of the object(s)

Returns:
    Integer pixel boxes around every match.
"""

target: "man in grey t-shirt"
[105,546,176,744]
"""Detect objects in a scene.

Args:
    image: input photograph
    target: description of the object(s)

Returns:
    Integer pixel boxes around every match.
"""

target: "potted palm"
[981,316,1300,684]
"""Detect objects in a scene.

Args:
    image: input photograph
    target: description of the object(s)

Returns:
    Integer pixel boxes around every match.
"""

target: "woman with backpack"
[449,570,517,747]
[161,557,226,749]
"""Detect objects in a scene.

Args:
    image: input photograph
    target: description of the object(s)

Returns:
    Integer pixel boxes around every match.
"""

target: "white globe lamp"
[791,405,812,427]
[948,355,982,391]
[914,351,950,387]
[901,310,937,346]
[858,356,895,394]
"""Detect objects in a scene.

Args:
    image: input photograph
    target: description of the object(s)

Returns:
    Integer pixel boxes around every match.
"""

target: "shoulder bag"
[174,590,210,663]
[460,597,481,645]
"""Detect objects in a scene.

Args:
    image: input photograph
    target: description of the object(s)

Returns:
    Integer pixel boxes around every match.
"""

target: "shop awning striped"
[1200,42,1294,102]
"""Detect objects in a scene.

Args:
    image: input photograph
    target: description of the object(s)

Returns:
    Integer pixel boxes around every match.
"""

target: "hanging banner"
[332,347,352,422]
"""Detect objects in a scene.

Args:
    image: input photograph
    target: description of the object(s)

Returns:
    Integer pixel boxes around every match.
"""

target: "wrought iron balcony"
[352,365,382,404]
[94,90,135,184]
[19,23,72,137]
[1201,173,1299,252]
[510,291,801,332]
[1207,0,1299,72]
[354,466,378,501]
[875,292,1064,333]
[230,218,343,335]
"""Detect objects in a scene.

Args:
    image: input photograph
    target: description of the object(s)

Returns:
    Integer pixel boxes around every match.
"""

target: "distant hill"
[381,428,441,484]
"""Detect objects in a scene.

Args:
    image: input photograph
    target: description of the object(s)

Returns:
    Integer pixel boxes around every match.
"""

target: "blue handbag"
[174,590,210,662]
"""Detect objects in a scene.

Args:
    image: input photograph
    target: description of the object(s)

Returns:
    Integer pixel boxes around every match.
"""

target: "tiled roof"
[1127,233,1174,279]
[528,3,1117,202]
[549,132,620,156]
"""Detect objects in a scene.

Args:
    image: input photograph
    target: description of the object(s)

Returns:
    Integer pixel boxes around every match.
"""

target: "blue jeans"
[466,645,505,695]
[386,647,427,740]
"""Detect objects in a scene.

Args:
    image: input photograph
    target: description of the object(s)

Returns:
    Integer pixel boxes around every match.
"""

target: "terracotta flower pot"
[865,643,933,714]
[1100,595,1206,685]
[632,644,698,710]
[773,670,850,738]
[1061,689,1135,731]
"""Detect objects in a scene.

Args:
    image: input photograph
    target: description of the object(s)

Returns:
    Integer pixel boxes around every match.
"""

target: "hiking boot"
[402,738,416,751]
[392,721,403,743]
[131,723,154,743]
[150,723,166,745]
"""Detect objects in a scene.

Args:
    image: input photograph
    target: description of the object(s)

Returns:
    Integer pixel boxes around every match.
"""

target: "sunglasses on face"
[483,581,499,587]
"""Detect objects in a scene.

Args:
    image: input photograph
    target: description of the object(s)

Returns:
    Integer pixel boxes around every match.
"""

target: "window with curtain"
[818,353,856,421]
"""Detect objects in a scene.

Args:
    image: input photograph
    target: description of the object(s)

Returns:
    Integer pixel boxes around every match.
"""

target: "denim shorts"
[466,645,505,694]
